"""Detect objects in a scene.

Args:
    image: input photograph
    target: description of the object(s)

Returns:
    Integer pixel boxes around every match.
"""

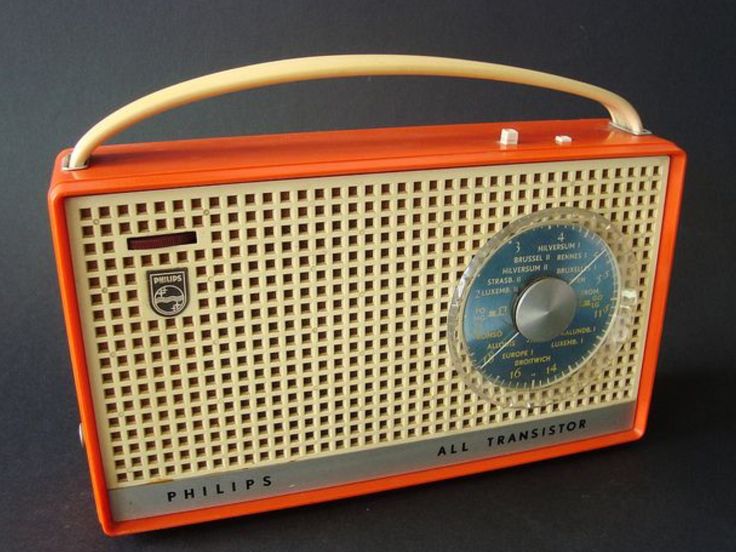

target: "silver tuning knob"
[513,277,577,342]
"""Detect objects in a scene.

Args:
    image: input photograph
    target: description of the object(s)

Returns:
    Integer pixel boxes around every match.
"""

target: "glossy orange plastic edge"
[48,119,686,535]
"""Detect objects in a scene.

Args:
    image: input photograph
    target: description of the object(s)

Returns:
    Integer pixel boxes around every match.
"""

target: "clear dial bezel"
[447,207,638,408]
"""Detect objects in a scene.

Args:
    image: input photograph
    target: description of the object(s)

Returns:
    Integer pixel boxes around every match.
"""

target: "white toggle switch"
[499,128,519,145]
[554,135,573,145]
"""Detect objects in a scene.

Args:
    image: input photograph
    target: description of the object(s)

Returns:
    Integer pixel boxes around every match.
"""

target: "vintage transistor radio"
[48,55,686,535]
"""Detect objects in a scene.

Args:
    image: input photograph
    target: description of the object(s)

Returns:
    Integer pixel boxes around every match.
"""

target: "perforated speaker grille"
[65,157,669,489]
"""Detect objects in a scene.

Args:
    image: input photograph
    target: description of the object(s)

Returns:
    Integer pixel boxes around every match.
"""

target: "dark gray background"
[1,1,735,550]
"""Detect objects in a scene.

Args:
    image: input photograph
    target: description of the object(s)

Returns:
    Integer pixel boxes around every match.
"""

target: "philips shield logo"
[148,269,189,317]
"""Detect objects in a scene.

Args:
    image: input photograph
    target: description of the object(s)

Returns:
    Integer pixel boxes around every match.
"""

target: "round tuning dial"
[448,208,634,400]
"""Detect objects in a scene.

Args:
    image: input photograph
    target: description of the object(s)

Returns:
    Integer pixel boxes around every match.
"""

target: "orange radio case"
[48,56,685,535]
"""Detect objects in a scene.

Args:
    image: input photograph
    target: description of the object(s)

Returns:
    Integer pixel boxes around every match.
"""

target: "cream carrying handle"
[63,54,647,170]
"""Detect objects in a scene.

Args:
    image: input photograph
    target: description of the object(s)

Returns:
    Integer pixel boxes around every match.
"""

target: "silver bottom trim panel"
[110,401,636,521]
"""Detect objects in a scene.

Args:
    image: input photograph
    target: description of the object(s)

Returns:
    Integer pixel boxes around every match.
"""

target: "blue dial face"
[462,223,619,389]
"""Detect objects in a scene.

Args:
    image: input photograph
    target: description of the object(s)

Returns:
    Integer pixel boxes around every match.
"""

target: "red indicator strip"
[127,231,197,250]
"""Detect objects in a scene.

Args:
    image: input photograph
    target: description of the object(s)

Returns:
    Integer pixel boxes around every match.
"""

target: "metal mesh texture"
[65,156,669,489]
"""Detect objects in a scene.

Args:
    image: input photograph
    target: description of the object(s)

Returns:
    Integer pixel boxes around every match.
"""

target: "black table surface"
[2,1,735,550]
